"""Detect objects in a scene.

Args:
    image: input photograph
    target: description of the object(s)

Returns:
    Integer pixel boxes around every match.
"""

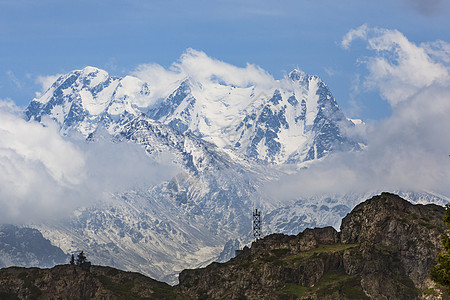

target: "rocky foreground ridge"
[178,193,447,299]
[0,193,447,299]
[0,264,186,300]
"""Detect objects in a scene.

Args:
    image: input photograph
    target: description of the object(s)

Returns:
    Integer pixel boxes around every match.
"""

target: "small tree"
[430,204,450,286]
[69,254,75,265]
[76,251,87,266]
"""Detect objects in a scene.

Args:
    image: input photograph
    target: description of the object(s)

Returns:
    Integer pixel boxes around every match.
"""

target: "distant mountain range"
[5,65,446,283]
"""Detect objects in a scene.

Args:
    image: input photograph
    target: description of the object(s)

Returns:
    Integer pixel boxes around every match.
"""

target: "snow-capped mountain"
[25,67,150,136]
[21,63,448,283]
[148,69,360,164]
[26,66,360,165]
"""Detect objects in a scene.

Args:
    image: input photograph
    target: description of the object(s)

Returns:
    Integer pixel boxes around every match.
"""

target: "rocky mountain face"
[177,193,447,299]
[0,225,68,269]
[25,67,150,137]
[0,264,185,300]
[147,70,361,164]
[25,66,360,165]
[18,65,448,284]
[0,193,446,299]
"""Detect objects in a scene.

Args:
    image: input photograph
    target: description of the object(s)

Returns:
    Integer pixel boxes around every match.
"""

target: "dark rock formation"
[0,264,186,299]
[177,193,446,299]
[1,193,445,299]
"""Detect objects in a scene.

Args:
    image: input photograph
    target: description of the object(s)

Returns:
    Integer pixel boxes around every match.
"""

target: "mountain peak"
[26,62,361,163]
[80,66,105,74]
[288,68,307,81]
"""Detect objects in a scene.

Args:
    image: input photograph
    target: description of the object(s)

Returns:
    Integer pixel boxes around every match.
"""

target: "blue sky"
[0,0,449,221]
[1,0,449,121]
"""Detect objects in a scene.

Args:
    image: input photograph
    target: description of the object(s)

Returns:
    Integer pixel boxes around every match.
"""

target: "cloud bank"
[269,26,450,200]
[132,48,275,104]
[0,101,86,223]
[0,102,178,224]
[342,25,449,106]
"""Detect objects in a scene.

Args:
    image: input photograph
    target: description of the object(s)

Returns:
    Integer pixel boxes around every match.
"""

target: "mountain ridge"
[0,193,446,299]
[177,193,447,299]
[18,62,448,284]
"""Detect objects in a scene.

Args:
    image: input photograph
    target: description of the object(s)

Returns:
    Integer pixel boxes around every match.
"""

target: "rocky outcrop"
[340,193,445,291]
[1,193,445,299]
[177,193,446,299]
[0,264,186,299]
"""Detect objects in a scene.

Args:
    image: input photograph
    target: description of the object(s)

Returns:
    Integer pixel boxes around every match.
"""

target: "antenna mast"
[252,208,262,240]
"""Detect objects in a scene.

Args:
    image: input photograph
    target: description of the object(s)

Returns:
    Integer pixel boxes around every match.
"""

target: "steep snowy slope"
[24,68,273,282]
[148,69,360,163]
[25,67,150,136]
[26,66,360,165]
[22,63,447,284]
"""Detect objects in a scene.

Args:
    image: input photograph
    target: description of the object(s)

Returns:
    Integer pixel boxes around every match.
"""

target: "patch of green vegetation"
[315,270,369,299]
[422,216,431,222]
[423,287,437,296]
[277,270,368,299]
[393,274,416,290]
[375,244,396,254]
[271,248,290,258]
[283,244,358,264]
[0,292,20,300]
[151,284,189,300]
[97,274,141,299]
[279,283,307,297]
[259,254,284,267]
[419,220,438,230]
[260,255,278,263]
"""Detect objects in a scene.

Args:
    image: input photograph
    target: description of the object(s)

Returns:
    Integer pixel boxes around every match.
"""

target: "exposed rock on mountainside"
[0,193,446,299]
[0,265,186,300]
[25,66,360,165]
[0,225,68,269]
[177,193,446,299]
[20,63,448,284]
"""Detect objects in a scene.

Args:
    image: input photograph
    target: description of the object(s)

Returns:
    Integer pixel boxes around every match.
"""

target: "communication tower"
[252,208,262,240]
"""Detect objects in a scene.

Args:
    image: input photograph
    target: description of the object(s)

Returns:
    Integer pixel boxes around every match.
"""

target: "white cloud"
[6,70,22,89]
[35,74,63,97]
[269,26,450,200]
[324,67,339,77]
[132,48,276,105]
[421,40,450,64]
[76,130,180,195]
[0,100,178,224]
[173,48,275,87]
[341,24,368,50]
[342,26,449,106]
[132,63,185,105]
[0,100,86,223]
